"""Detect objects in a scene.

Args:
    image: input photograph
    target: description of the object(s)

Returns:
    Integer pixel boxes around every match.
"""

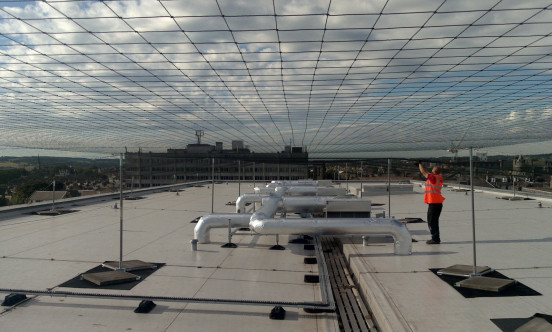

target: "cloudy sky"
[1,0,552,158]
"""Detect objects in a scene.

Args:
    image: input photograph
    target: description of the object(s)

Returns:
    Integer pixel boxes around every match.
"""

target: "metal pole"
[288,161,291,180]
[227,219,232,244]
[211,158,215,213]
[238,160,241,196]
[346,162,349,193]
[253,161,256,189]
[0,287,334,310]
[470,147,477,276]
[119,153,123,270]
[512,176,516,198]
[51,179,55,211]
[360,161,363,197]
[388,158,391,217]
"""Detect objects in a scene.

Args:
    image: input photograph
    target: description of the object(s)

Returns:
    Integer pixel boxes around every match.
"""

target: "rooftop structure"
[27,190,67,203]
[124,142,308,187]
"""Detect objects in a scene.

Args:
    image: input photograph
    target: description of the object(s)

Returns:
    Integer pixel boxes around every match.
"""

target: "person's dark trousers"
[427,203,443,242]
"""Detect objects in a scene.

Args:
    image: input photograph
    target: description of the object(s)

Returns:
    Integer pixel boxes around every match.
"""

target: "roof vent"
[269,306,286,320]
[134,300,156,314]
[1,293,27,307]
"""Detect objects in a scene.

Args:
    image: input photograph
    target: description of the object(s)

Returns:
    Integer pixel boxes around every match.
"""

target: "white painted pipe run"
[249,196,412,255]
[235,194,270,213]
[194,213,252,243]
[254,186,347,196]
[255,186,317,195]
[266,180,318,188]
[281,195,360,213]
[236,193,357,214]
[197,189,350,243]
[196,187,412,255]
[250,217,411,255]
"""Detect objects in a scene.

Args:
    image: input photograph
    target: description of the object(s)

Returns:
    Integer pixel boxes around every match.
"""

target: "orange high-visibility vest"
[424,174,445,204]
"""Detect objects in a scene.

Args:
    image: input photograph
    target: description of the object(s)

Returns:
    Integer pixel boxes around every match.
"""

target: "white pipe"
[266,180,318,188]
[250,217,412,255]
[273,186,288,196]
[254,186,346,196]
[251,196,283,221]
[199,191,411,255]
[249,195,411,255]
[281,196,333,213]
[282,195,359,213]
[194,213,252,243]
[236,194,270,213]
[255,187,278,194]
[197,193,282,243]
[237,193,358,214]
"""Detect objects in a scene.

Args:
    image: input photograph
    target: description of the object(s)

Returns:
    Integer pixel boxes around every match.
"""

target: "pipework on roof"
[194,182,412,255]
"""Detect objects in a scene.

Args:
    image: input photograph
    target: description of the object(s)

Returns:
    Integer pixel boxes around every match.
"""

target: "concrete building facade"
[124,142,309,188]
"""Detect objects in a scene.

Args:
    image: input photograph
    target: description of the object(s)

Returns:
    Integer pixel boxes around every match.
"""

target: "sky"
[3,139,552,159]
[1,0,552,158]
[0,146,113,158]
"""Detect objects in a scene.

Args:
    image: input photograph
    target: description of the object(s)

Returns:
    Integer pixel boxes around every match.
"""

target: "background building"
[124,141,308,188]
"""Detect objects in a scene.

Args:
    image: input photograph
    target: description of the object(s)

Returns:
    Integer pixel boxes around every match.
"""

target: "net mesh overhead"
[1,0,552,157]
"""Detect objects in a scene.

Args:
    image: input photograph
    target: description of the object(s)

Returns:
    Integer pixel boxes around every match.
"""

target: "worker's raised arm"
[418,161,430,178]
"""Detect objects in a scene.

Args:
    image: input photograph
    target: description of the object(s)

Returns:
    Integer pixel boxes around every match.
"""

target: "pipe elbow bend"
[194,216,210,243]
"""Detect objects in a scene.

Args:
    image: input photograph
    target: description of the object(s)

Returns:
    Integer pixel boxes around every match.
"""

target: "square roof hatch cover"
[437,264,492,277]
[81,270,140,286]
[456,276,516,293]
[102,260,157,272]
[515,314,552,332]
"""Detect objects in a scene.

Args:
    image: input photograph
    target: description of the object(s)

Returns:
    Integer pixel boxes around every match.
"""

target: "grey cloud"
[2,0,552,156]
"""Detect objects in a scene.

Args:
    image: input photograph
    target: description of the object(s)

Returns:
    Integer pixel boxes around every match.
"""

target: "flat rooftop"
[1,181,551,331]
[345,182,552,331]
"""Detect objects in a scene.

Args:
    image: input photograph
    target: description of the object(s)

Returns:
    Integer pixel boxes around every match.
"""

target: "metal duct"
[237,192,361,214]
[194,213,252,243]
[281,196,359,214]
[199,190,411,255]
[249,196,412,256]
[255,187,279,194]
[254,186,347,196]
[250,217,412,256]
[266,180,318,188]
[236,194,270,213]
[252,196,283,220]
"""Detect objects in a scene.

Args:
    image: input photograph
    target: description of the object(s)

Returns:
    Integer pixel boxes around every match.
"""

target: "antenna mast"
[195,130,204,144]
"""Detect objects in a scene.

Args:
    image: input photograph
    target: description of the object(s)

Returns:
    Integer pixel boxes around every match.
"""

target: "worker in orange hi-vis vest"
[418,161,445,244]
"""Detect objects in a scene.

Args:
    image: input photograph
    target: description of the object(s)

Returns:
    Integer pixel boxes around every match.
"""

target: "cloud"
[1,0,552,157]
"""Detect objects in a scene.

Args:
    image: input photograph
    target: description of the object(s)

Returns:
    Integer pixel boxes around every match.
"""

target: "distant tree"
[10,181,51,205]
[67,189,80,198]
[0,168,28,184]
